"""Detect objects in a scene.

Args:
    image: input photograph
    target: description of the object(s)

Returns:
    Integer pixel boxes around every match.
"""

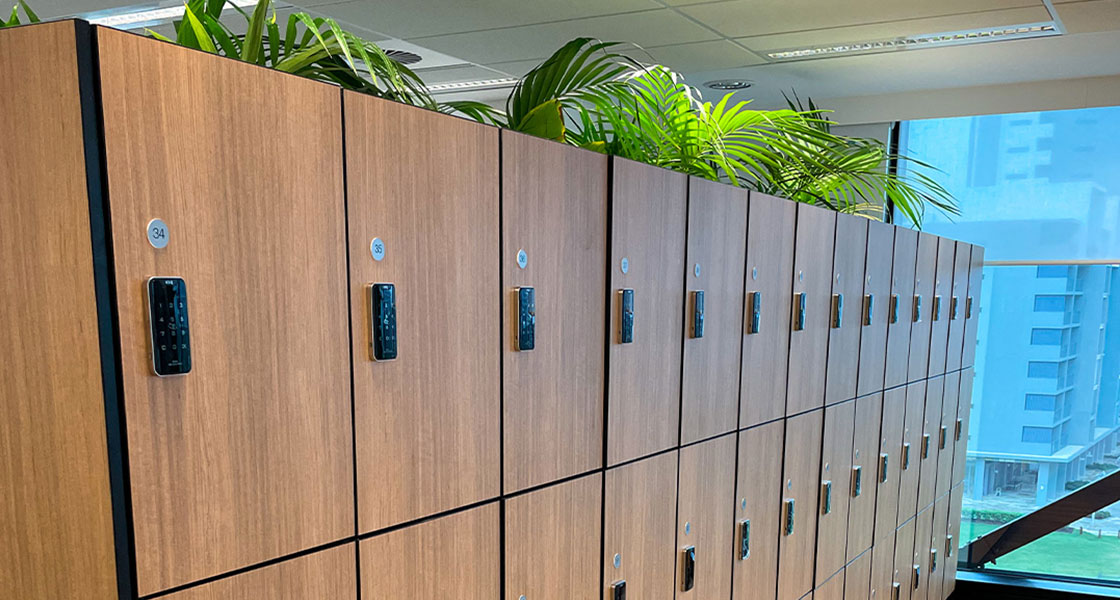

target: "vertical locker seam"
[599,157,614,597]
[497,130,507,600]
[729,189,751,600]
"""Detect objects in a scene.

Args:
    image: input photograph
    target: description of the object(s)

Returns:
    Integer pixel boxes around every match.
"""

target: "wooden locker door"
[916,377,945,512]
[936,372,961,500]
[162,545,355,600]
[891,519,917,600]
[857,220,895,397]
[952,369,975,486]
[816,401,856,586]
[98,28,353,593]
[778,410,824,600]
[787,205,837,415]
[506,473,603,600]
[502,131,608,492]
[345,92,500,533]
[897,382,926,527]
[943,484,964,599]
[874,388,906,544]
[847,393,884,562]
[741,193,796,427]
[945,243,971,372]
[870,537,897,600]
[927,497,949,600]
[962,247,985,368]
[926,239,955,377]
[733,422,784,600]
[814,569,845,600]
[0,21,118,600]
[604,452,679,600]
[824,214,868,406]
[885,229,918,389]
[845,551,872,600]
[910,509,934,600]
[907,233,938,382]
[361,504,499,600]
[677,434,737,600]
[681,177,748,444]
[608,158,688,465]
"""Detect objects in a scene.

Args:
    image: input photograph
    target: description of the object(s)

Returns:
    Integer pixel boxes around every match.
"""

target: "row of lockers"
[0,21,983,599]
[148,367,973,600]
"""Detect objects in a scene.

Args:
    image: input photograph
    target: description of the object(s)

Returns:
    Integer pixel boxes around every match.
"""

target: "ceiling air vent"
[385,50,422,65]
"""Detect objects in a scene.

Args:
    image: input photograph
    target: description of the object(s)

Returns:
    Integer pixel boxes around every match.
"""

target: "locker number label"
[147,219,169,249]
[370,237,386,261]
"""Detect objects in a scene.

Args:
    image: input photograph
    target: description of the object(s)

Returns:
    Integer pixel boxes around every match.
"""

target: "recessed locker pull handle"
[966,295,974,319]
[851,466,863,498]
[611,580,626,600]
[794,293,807,331]
[681,546,696,592]
[370,283,399,361]
[821,481,833,515]
[619,288,635,344]
[515,286,535,351]
[913,564,921,589]
[931,548,939,573]
[947,535,955,559]
[739,519,751,560]
[933,295,942,321]
[783,499,796,536]
[864,294,874,326]
[939,425,948,450]
[956,418,963,442]
[892,582,902,600]
[748,291,762,334]
[921,433,932,459]
[951,296,960,320]
[902,442,912,470]
[913,294,923,323]
[691,290,705,339]
[890,294,900,324]
[832,293,844,328]
[879,453,890,483]
[148,276,192,376]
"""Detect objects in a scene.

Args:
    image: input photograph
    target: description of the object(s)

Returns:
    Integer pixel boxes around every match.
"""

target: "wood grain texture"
[962,247,985,368]
[825,214,868,405]
[741,193,796,428]
[857,221,895,397]
[506,473,602,600]
[936,372,960,499]
[162,545,355,600]
[608,158,687,465]
[814,568,845,600]
[928,497,948,600]
[677,433,737,600]
[604,452,679,600]
[847,393,883,562]
[907,233,938,382]
[97,28,353,594]
[897,382,926,527]
[945,242,971,372]
[733,421,784,600]
[0,21,117,600]
[345,91,500,532]
[787,205,837,415]
[361,503,500,600]
[892,518,917,600]
[875,388,906,543]
[870,537,897,600]
[943,484,964,598]
[910,508,933,600]
[816,401,856,586]
[885,228,917,389]
[952,369,974,486]
[681,177,748,443]
[778,410,824,600]
[925,239,955,377]
[502,131,607,492]
[845,550,872,600]
[916,377,944,512]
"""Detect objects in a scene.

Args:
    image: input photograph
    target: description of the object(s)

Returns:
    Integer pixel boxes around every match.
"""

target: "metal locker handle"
[890,294,900,324]
[902,442,911,470]
[852,465,863,498]
[951,296,960,320]
[864,294,874,326]
[966,296,974,319]
[738,519,751,560]
[794,293,807,331]
[821,481,833,515]
[892,582,901,600]
[913,564,921,590]
[783,499,796,536]
[913,294,923,323]
[879,453,889,483]
[922,433,931,459]
[933,295,942,321]
[947,535,954,559]
[832,293,844,328]
[931,548,939,573]
[681,546,696,592]
[939,425,948,450]
[956,418,963,441]
[748,291,762,334]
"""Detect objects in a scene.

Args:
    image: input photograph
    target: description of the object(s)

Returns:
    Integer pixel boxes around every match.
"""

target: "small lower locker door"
[677,434,737,600]
[604,452,679,600]
[733,422,785,600]
[778,411,824,600]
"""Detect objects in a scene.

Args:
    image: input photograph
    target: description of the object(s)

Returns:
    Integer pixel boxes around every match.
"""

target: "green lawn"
[965,521,1120,580]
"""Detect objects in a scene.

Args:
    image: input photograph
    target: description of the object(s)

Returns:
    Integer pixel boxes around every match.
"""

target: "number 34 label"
[147,219,169,249]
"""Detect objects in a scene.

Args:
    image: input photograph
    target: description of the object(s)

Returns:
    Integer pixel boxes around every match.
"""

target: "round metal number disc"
[517,249,528,269]
[621,257,630,274]
[370,237,386,261]
[146,219,169,249]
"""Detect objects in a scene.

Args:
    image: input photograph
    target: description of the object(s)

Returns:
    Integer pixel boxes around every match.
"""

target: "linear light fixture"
[80,0,260,29]
[427,77,520,93]
[766,22,1061,62]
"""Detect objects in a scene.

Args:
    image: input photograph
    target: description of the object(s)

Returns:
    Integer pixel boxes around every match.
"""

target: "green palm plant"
[1,0,38,27]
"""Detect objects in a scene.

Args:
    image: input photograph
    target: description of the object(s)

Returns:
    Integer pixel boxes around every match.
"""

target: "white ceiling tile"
[680,0,1043,38]
[413,9,720,65]
[737,6,1053,52]
[643,39,767,72]
[488,59,549,78]
[302,0,659,39]
[1054,0,1120,34]
[414,64,509,84]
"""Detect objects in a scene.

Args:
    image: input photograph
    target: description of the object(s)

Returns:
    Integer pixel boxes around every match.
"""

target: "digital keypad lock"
[148,277,192,376]
[369,283,398,361]
[619,288,635,344]
[516,286,535,351]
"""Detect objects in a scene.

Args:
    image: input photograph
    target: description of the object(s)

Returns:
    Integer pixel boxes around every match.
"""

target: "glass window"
[1030,329,1062,345]
[1034,295,1067,312]
[1028,361,1060,378]
[1025,394,1056,411]
[1037,265,1069,278]
[1021,426,1054,443]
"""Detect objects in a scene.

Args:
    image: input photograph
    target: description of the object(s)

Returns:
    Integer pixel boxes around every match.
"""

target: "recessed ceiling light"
[766,22,1060,62]
[427,77,520,93]
[705,80,753,90]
